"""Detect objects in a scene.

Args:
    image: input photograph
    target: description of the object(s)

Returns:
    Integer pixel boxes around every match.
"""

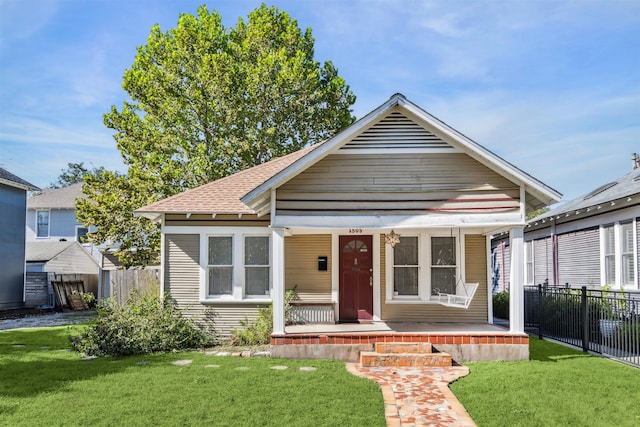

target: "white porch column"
[509,226,525,333]
[271,227,285,335]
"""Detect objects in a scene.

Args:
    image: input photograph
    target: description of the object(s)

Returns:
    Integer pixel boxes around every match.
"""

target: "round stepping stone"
[299,367,317,372]
[136,361,149,366]
[204,364,220,368]
[82,355,98,361]
[171,359,192,366]
[234,366,250,371]
[12,344,26,348]
[270,365,289,370]
[38,346,50,350]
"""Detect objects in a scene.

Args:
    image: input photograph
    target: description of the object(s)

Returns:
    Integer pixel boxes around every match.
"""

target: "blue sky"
[1,0,638,204]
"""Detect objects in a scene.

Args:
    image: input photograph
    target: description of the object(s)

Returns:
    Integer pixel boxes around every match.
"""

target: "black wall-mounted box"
[318,256,328,271]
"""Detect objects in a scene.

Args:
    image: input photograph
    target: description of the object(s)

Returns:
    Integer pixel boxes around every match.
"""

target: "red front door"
[339,235,373,322]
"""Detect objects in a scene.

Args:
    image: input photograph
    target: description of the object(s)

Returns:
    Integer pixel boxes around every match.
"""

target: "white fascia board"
[241,95,407,208]
[134,211,163,222]
[400,102,562,206]
[272,213,524,229]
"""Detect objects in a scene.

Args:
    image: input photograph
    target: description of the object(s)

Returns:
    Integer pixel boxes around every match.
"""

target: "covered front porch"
[270,321,529,362]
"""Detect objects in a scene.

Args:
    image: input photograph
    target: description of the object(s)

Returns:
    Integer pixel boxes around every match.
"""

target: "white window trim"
[36,209,50,238]
[206,234,234,299]
[75,225,89,242]
[242,234,272,298]
[600,220,638,290]
[524,240,534,285]
[199,227,272,303]
[385,230,464,304]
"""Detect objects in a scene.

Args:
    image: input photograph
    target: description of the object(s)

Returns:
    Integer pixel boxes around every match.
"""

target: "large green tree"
[49,162,109,189]
[77,4,355,267]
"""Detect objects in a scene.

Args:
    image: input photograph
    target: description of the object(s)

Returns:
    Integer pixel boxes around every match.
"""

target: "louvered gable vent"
[340,111,457,153]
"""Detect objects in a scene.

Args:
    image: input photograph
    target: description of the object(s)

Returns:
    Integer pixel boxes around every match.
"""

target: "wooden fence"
[103,268,160,305]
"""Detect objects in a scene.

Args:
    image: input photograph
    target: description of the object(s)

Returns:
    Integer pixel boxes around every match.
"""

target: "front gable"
[242,94,561,228]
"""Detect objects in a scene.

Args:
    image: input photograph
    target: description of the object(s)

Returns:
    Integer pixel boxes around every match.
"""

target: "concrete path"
[0,310,97,331]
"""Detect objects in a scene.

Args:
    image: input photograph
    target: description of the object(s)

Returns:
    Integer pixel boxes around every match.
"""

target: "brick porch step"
[374,342,433,354]
[360,342,452,367]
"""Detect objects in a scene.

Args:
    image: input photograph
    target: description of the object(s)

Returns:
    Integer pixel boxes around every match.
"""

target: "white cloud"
[0,0,59,44]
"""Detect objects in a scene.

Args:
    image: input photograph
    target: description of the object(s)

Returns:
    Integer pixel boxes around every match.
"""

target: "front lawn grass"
[0,326,385,427]
[451,337,640,427]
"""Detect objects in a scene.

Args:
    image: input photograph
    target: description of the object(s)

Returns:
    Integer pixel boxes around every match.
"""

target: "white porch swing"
[432,277,479,309]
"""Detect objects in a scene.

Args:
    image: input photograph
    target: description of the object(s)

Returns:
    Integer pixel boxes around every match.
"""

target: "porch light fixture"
[385,230,401,247]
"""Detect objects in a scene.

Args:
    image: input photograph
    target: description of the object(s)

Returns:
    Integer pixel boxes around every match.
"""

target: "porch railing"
[524,285,640,368]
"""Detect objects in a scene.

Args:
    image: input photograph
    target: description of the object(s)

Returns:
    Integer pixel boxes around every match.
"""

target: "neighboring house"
[500,155,639,291]
[0,168,39,311]
[25,183,159,303]
[26,183,89,243]
[137,94,561,361]
[25,241,100,308]
[26,241,99,276]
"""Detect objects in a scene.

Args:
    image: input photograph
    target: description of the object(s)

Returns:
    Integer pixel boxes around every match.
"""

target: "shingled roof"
[136,144,321,217]
[27,182,85,209]
[0,167,39,191]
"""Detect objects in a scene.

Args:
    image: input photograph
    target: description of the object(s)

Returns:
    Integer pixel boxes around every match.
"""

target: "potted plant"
[599,285,623,340]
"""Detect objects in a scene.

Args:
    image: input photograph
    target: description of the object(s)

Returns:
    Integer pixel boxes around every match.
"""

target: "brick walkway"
[347,363,476,427]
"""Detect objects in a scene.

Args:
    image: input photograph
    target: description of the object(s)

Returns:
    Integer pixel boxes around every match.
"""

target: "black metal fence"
[524,285,640,368]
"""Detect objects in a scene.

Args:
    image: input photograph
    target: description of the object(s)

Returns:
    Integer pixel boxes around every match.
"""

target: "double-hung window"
[205,231,271,300]
[603,225,616,285]
[36,210,50,238]
[601,221,636,288]
[208,236,233,296]
[387,232,459,301]
[621,223,635,286]
[431,237,456,295]
[245,236,270,296]
[393,237,418,296]
[524,240,534,285]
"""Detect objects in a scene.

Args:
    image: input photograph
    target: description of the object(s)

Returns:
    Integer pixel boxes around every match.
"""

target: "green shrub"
[72,292,217,356]
[231,289,296,346]
[493,291,509,319]
[616,322,640,353]
[80,291,97,308]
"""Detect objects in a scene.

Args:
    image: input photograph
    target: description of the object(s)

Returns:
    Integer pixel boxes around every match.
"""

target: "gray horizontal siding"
[165,234,200,311]
[277,153,519,216]
[533,237,553,285]
[557,228,600,286]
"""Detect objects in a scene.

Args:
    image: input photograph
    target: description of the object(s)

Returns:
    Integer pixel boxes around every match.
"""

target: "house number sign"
[348,229,363,234]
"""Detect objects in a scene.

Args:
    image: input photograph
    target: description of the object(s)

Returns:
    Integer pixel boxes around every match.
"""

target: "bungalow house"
[0,168,39,311]
[508,155,639,291]
[137,94,561,361]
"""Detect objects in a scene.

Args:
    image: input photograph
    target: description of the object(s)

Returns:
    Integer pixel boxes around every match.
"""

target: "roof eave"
[0,177,40,192]
[399,101,563,206]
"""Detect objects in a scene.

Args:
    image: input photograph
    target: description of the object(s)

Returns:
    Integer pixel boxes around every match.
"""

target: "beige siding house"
[137,94,561,361]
